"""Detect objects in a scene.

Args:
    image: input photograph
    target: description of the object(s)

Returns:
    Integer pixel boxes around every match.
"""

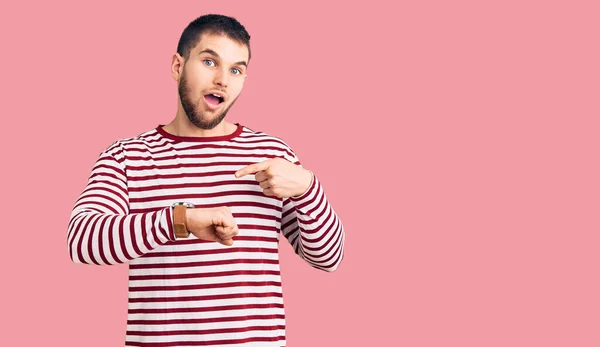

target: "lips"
[203,91,226,110]
[204,94,222,105]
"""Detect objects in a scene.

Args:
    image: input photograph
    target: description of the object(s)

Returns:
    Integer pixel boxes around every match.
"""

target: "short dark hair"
[176,14,251,61]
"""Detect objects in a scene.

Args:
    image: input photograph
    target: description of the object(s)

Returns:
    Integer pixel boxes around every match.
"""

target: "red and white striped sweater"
[67,123,345,346]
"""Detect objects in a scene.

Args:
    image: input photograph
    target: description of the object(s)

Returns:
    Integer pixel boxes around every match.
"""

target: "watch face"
[173,202,194,208]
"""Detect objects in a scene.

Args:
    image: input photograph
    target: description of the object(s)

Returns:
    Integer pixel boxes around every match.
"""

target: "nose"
[213,66,229,89]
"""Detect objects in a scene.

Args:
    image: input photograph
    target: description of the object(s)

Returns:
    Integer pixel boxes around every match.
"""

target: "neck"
[163,109,236,138]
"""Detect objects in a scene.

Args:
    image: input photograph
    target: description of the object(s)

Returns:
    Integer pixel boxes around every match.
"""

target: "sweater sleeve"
[67,145,176,265]
[280,151,345,272]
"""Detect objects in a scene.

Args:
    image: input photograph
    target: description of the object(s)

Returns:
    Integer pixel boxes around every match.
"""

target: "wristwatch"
[171,202,195,239]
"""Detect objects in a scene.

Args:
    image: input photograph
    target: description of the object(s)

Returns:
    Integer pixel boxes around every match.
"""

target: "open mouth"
[204,93,224,106]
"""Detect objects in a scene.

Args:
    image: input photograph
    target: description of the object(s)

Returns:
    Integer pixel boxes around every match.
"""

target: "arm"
[281,173,345,272]
[234,150,345,272]
[66,147,176,265]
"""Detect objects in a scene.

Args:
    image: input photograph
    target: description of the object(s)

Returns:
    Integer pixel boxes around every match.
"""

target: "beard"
[178,68,238,130]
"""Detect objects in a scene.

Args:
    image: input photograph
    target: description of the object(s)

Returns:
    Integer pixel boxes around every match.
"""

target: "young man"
[67,14,345,346]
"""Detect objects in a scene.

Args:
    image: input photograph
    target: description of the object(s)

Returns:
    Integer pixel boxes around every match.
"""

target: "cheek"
[184,65,209,88]
[184,79,203,99]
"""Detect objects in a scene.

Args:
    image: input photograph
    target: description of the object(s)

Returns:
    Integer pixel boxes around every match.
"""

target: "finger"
[212,210,236,228]
[215,229,236,246]
[259,180,271,190]
[263,188,276,197]
[219,238,234,246]
[215,225,238,238]
[254,171,269,182]
[235,160,271,178]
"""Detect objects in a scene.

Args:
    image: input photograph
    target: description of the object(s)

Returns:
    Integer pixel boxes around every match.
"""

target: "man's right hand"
[185,207,239,246]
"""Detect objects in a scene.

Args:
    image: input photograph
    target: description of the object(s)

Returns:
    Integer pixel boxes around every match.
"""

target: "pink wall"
[1,1,598,346]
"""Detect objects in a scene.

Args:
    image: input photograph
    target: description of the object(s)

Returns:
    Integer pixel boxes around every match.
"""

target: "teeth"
[212,94,222,98]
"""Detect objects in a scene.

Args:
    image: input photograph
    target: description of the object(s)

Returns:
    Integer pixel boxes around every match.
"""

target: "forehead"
[191,33,249,63]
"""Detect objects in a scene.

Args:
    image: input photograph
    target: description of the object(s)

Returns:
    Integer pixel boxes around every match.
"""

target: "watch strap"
[173,204,190,238]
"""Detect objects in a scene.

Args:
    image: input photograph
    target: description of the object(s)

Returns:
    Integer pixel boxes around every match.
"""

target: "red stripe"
[315,243,344,271]
[304,239,343,266]
[130,269,281,281]
[305,188,328,218]
[128,292,282,304]
[127,161,260,171]
[119,217,134,260]
[282,203,296,220]
[297,203,335,236]
[234,133,289,145]
[97,216,110,265]
[86,215,101,265]
[74,214,94,264]
[236,213,280,221]
[131,201,282,214]
[73,199,120,215]
[302,221,342,252]
[88,174,128,195]
[127,303,284,314]
[128,170,237,181]
[140,213,152,252]
[67,212,84,247]
[229,235,278,242]
[107,216,122,264]
[149,211,162,245]
[124,335,285,346]
[128,281,281,292]
[76,188,126,212]
[127,313,284,325]
[236,224,280,232]
[281,217,296,233]
[127,325,286,336]
[85,179,128,198]
[282,225,299,241]
[129,179,257,192]
[130,258,279,269]
[127,152,285,162]
[129,190,280,203]
[138,246,278,260]
[138,234,278,248]
[291,178,319,209]
[130,215,142,258]
[93,163,126,177]
[162,208,174,241]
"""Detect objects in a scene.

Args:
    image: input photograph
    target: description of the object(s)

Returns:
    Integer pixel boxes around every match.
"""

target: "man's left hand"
[235,158,313,198]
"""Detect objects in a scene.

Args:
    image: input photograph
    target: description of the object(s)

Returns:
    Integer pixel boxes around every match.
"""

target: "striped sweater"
[67,123,345,346]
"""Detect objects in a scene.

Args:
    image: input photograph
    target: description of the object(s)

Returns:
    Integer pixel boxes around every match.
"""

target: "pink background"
[1,0,599,346]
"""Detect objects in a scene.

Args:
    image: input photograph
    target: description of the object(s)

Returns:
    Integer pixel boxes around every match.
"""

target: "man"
[67,14,345,346]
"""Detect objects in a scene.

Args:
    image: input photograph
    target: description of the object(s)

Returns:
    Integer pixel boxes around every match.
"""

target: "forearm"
[67,206,174,265]
[283,175,345,271]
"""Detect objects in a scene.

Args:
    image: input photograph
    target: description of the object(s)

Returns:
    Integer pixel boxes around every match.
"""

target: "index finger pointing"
[235,160,271,178]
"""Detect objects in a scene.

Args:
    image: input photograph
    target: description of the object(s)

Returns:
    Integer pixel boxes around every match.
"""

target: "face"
[176,33,249,129]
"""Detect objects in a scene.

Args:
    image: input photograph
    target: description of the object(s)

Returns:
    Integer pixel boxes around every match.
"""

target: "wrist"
[295,169,314,197]
[172,202,195,239]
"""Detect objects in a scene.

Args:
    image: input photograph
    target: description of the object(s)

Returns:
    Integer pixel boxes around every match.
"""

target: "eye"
[230,67,241,75]
[203,59,215,67]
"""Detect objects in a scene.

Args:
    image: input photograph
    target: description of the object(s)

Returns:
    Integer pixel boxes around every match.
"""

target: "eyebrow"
[198,49,248,68]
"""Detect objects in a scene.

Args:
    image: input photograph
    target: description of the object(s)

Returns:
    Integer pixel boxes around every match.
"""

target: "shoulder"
[238,124,296,151]
[100,126,164,159]
[238,125,301,163]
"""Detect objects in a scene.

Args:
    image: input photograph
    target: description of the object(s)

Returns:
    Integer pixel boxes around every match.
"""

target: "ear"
[171,53,184,81]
